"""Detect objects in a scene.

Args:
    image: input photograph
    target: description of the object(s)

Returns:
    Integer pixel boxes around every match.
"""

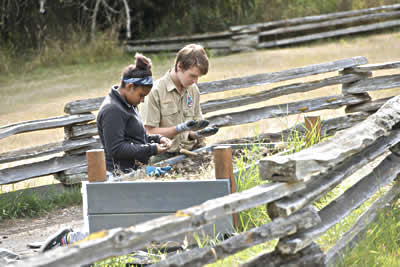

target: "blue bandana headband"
[122,76,153,86]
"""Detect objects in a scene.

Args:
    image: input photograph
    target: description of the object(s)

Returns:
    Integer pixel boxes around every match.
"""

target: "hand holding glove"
[176,120,210,133]
[194,127,219,138]
[145,166,172,177]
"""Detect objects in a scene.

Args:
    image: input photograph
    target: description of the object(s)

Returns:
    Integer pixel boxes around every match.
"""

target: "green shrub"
[0,185,82,221]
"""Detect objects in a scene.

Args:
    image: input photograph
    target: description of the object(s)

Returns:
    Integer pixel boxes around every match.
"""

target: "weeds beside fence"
[0,184,81,220]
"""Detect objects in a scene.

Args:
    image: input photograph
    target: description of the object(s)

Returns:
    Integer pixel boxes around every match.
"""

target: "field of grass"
[1,31,400,192]
[2,32,400,149]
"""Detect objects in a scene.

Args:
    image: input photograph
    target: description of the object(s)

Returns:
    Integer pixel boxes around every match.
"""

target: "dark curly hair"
[120,53,153,88]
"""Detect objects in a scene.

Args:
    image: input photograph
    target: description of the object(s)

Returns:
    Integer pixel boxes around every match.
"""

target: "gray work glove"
[194,126,219,138]
[176,120,210,133]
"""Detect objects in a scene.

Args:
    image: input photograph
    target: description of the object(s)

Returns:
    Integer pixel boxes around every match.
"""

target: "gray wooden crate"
[82,180,233,239]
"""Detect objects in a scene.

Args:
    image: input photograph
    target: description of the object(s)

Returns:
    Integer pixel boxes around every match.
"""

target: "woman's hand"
[157,136,172,154]
[160,136,172,148]
[156,143,168,154]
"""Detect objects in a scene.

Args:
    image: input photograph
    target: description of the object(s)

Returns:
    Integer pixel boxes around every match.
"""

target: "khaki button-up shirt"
[140,71,203,152]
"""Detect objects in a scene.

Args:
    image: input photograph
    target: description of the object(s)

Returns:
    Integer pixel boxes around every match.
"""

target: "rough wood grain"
[198,57,367,94]
[350,60,400,72]
[345,97,393,113]
[259,95,400,183]
[65,139,103,156]
[54,164,90,185]
[64,165,88,175]
[240,242,325,267]
[0,137,97,164]
[340,68,372,98]
[277,152,400,254]
[126,39,232,53]
[213,146,239,227]
[64,97,105,115]
[12,182,305,267]
[220,112,370,144]
[86,149,107,182]
[258,19,400,48]
[259,11,400,37]
[230,34,258,52]
[207,93,370,128]
[229,24,259,34]
[126,31,232,45]
[152,207,320,267]
[342,74,400,94]
[54,172,88,185]
[62,57,367,114]
[0,114,95,139]
[325,182,400,267]
[64,123,98,139]
[201,74,363,114]
[153,143,274,167]
[87,213,233,241]
[0,155,86,185]
[231,3,400,33]
[268,130,400,218]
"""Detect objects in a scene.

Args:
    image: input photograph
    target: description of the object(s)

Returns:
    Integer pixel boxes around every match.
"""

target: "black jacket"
[97,86,160,173]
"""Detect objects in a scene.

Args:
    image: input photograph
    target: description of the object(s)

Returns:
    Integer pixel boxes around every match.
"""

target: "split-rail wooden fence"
[126,4,400,54]
[2,56,395,187]
[2,56,400,266]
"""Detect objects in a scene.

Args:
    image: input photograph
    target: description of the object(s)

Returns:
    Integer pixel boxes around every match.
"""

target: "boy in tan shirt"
[140,44,218,157]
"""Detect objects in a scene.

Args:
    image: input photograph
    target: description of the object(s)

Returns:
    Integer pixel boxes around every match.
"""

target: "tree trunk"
[121,0,131,39]
[91,0,101,43]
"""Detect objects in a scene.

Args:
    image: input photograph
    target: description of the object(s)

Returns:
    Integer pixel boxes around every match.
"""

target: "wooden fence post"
[86,149,106,182]
[304,115,321,144]
[341,67,372,114]
[213,145,239,229]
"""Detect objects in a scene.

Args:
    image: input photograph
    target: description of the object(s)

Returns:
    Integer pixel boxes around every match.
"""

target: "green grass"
[336,197,400,267]
[0,31,124,79]
[234,145,270,232]
[0,185,82,221]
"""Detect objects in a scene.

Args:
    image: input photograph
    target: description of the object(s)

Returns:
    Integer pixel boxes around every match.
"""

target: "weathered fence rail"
[9,95,400,267]
[0,52,399,266]
[126,4,400,54]
[1,56,399,187]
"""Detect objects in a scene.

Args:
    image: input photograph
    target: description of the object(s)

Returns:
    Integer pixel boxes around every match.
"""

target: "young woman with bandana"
[40,54,172,253]
[97,53,172,176]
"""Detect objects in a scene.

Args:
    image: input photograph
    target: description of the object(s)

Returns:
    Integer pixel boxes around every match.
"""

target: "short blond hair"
[174,44,209,75]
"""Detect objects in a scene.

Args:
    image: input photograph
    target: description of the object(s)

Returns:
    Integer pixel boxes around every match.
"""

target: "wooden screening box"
[82,180,233,240]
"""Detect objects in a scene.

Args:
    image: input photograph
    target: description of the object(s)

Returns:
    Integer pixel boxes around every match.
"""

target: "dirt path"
[0,205,84,260]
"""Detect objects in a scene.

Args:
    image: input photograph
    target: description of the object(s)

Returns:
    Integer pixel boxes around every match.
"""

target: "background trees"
[2,0,399,52]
